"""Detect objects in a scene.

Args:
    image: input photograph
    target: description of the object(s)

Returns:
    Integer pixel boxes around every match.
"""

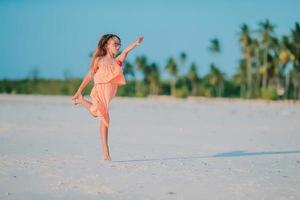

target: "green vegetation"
[1,20,300,100]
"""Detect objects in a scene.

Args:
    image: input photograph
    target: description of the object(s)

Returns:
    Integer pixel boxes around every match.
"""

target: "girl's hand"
[117,36,144,62]
[136,36,144,45]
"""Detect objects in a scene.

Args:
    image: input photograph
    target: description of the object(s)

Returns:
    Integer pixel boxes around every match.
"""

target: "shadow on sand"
[112,150,300,163]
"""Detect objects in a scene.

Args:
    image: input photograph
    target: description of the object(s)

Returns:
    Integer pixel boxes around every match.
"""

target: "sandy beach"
[0,94,300,199]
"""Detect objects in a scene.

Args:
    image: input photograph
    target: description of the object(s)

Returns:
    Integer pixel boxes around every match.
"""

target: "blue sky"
[0,0,299,79]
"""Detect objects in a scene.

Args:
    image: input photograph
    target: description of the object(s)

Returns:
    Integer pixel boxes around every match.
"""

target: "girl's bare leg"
[100,121,111,161]
[74,96,110,160]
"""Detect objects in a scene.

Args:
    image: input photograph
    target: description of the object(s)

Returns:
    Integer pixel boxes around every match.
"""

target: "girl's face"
[107,37,121,55]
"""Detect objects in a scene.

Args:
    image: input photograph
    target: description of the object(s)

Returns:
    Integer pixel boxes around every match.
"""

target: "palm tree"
[290,22,300,60]
[251,38,261,97]
[258,19,277,89]
[207,64,225,97]
[187,63,199,96]
[207,38,225,97]
[179,51,187,74]
[135,55,148,80]
[165,57,178,96]
[289,22,300,98]
[135,55,149,96]
[239,23,253,97]
[279,36,293,98]
[147,63,160,95]
[234,59,247,97]
[208,38,221,53]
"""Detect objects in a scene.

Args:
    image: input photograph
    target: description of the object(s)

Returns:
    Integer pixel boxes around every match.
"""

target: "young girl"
[72,34,144,161]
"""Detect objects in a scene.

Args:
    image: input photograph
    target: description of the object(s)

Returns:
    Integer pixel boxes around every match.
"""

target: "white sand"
[0,94,300,199]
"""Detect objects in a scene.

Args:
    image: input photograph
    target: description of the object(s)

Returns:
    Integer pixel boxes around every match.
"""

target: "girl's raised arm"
[117,36,144,62]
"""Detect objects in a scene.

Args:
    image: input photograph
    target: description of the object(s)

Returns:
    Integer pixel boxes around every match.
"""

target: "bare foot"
[73,94,84,105]
[104,157,111,161]
[103,154,111,161]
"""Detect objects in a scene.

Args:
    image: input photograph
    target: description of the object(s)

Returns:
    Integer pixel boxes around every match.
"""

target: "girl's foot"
[104,157,111,161]
[103,154,111,161]
[73,95,84,105]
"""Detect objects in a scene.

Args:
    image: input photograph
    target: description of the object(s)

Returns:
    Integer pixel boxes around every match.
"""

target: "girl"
[72,34,144,161]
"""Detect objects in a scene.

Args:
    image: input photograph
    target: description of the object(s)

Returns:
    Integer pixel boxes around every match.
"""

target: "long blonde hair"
[90,34,121,74]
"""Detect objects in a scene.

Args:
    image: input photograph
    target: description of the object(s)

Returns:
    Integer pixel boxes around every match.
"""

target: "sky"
[0,0,299,79]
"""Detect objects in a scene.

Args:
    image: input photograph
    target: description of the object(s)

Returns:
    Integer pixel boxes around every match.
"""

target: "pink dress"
[89,58,126,128]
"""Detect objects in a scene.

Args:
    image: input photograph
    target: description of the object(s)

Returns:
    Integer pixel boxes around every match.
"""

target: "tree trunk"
[171,79,175,96]
[246,49,252,97]
[192,82,197,96]
[262,48,269,89]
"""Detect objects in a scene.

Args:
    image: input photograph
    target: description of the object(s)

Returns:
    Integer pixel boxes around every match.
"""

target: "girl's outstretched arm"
[117,36,144,62]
